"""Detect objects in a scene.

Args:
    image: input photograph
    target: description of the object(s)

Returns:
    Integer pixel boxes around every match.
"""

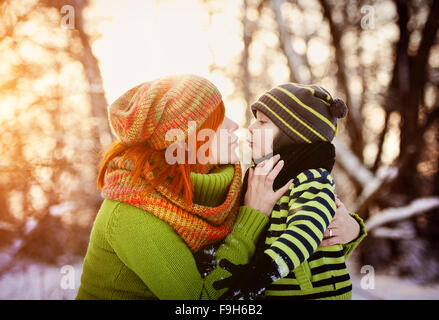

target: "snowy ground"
[0,258,438,300]
[0,259,83,300]
[351,275,439,300]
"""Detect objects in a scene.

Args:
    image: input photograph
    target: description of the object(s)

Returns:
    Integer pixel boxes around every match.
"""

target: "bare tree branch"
[421,106,439,133]
[0,1,40,43]
[365,197,439,231]
[357,166,399,207]
[270,0,309,84]
[372,226,416,239]
[318,0,364,160]
[241,0,255,127]
[75,0,113,148]
[333,140,374,189]
[372,111,390,172]
[413,0,439,83]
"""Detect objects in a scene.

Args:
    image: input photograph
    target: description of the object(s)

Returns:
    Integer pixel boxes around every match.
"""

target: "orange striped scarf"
[101,155,243,252]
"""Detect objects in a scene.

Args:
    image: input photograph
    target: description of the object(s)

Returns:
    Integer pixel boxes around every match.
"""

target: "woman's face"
[248,111,280,160]
[208,116,240,164]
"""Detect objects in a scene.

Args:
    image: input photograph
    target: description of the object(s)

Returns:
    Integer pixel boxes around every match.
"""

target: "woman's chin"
[227,152,240,164]
[213,152,240,165]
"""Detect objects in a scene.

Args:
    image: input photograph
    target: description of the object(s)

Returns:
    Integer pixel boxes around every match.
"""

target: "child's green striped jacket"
[263,168,366,300]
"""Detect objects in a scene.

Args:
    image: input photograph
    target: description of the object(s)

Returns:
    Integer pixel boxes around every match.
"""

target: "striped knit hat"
[251,83,348,143]
[108,74,223,150]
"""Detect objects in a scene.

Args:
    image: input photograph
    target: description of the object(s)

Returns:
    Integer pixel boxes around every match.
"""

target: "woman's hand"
[320,197,360,246]
[244,154,293,217]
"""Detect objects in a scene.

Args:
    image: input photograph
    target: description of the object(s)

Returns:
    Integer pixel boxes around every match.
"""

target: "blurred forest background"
[0,0,438,299]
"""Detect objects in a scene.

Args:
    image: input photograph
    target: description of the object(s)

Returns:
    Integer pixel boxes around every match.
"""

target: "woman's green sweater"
[76,165,269,300]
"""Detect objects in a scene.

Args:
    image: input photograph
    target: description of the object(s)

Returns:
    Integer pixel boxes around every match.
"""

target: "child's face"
[208,116,240,164]
[248,111,280,160]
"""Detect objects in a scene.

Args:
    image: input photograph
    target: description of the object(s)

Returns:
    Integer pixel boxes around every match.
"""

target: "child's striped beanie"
[251,83,348,143]
[108,74,223,150]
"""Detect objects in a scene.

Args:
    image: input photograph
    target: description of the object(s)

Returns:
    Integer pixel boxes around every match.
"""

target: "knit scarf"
[273,141,336,190]
[101,155,243,252]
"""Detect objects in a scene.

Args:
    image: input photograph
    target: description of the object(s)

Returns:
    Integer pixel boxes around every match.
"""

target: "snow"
[372,225,416,239]
[204,248,216,257]
[351,274,439,300]
[0,221,15,232]
[0,258,82,300]
[24,218,38,235]
[0,257,438,300]
[357,166,398,204]
[49,201,77,217]
[0,239,24,270]
[199,246,217,277]
[273,255,289,278]
[333,140,374,187]
[270,274,281,283]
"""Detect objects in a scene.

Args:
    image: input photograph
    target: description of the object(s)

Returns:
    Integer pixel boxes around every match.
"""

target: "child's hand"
[319,196,361,246]
[244,154,293,217]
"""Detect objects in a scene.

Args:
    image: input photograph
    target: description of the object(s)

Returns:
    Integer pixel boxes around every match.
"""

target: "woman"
[76,74,362,300]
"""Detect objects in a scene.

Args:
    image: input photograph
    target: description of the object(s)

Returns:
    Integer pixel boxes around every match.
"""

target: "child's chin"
[252,151,264,161]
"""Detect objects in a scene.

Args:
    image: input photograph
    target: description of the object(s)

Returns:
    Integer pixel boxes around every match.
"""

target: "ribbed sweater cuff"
[344,212,367,258]
[233,206,269,243]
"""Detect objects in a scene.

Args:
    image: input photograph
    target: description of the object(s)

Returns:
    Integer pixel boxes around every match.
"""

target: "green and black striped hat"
[251,83,348,144]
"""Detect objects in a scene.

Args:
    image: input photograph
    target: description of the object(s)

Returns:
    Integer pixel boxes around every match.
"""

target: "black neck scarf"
[241,141,336,203]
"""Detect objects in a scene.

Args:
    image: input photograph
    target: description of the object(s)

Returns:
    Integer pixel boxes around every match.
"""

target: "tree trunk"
[76,0,112,148]
[241,0,254,128]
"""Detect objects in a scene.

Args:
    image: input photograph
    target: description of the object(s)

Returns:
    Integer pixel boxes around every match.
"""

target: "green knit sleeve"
[202,206,269,299]
[342,212,367,258]
[107,203,268,300]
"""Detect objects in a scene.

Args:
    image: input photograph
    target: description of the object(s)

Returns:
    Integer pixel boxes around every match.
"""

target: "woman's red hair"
[97,101,226,205]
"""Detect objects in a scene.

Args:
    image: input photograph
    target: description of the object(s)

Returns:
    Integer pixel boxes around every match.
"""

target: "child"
[213,83,366,300]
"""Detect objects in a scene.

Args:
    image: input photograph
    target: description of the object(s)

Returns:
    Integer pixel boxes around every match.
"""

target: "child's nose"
[248,123,255,134]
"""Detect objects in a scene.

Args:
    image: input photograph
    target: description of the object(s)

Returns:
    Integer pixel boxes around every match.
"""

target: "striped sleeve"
[264,169,336,277]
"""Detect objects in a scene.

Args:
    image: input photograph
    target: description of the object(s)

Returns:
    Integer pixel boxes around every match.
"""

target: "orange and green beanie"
[108,74,223,149]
